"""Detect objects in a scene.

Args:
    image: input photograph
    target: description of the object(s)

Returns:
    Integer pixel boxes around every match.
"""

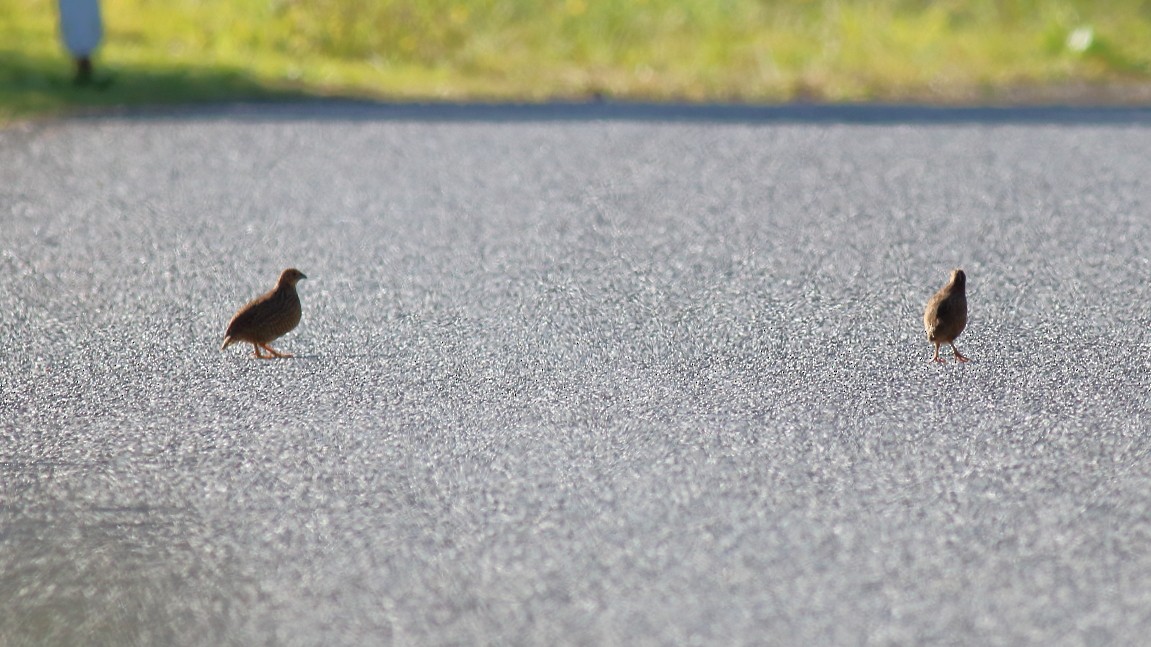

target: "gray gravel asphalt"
[3,102,1151,646]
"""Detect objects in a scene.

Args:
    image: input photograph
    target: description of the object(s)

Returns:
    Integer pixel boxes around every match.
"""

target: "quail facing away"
[221,268,306,359]
[923,268,968,364]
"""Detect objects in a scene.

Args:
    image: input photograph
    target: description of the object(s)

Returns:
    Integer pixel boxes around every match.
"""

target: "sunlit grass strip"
[4,0,1151,121]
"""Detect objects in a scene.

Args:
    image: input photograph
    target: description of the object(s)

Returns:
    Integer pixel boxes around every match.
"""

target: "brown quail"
[221,268,306,359]
[923,268,968,364]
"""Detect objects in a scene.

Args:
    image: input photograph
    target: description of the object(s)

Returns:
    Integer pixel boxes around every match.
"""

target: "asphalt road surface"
[3,102,1151,646]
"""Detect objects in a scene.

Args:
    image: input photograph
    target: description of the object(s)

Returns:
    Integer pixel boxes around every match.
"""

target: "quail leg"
[951,343,969,363]
[252,343,269,359]
[261,344,292,358]
[932,343,946,363]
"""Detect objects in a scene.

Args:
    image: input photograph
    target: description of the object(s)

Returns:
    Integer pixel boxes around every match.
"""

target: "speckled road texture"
[2,103,1151,646]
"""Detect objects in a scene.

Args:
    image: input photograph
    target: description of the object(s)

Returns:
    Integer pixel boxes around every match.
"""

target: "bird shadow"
[229,352,391,362]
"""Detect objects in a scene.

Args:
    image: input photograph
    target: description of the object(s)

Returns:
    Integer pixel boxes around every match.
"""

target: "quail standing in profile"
[923,268,968,363]
[221,268,306,359]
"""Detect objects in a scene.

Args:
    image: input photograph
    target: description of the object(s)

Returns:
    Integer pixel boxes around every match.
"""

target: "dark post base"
[75,56,93,85]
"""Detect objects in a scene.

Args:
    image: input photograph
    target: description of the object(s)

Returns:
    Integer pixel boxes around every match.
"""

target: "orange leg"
[260,343,292,358]
[931,343,946,363]
[951,343,969,363]
[250,343,271,359]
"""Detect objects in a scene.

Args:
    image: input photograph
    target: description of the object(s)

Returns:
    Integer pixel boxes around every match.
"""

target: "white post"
[58,0,103,83]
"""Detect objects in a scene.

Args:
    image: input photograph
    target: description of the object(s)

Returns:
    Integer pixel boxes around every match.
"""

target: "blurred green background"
[4,0,1151,122]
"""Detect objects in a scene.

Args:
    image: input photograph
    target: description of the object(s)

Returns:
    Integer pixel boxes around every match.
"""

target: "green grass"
[5,0,1151,122]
